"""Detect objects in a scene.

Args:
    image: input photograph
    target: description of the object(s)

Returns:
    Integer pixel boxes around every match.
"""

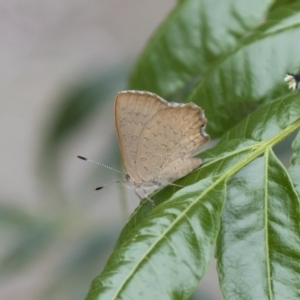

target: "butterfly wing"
[114,91,168,183]
[136,103,209,183]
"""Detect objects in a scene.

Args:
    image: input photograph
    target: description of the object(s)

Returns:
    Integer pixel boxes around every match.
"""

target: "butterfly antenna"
[95,180,120,191]
[77,155,124,175]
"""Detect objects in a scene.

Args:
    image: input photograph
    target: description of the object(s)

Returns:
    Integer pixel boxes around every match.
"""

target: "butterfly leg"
[134,190,143,200]
[134,189,155,207]
[141,189,155,207]
[144,194,155,207]
[168,182,183,188]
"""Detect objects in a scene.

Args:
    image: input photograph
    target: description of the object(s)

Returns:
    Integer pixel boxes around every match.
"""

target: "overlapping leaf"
[216,151,300,299]
[188,3,300,137]
[270,0,299,11]
[86,92,300,299]
[129,0,273,98]
[130,1,300,139]
[289,131,300,196]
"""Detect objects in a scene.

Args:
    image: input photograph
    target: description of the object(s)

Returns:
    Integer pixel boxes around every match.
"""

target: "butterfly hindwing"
[135,103,209,183]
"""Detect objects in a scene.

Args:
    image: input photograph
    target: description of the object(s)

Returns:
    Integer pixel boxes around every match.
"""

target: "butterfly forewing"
[114,91,168,183]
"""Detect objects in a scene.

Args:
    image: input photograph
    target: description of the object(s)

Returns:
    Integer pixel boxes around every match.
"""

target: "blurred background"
[1,1,221,299]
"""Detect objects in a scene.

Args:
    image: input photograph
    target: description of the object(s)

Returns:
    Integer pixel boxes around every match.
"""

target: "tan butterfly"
[78,90,209,202]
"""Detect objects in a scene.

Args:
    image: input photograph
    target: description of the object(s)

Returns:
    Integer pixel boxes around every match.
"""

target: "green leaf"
[117,92,300,247]
[188,3,300,137]
[86,92,300,299]
[289,131,300,197]
[216,151,300,299]
[87,179,224,299]
[270,0,298,11]
[129,0,273,98]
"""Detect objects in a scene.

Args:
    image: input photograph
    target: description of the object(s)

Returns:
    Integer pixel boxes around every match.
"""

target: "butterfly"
[113,90,209,200]
[78,90,209,204]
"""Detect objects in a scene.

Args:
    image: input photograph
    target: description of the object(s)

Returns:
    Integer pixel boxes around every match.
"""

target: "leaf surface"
[129,0,273,98]
[216,151,300,299]
[87,93,300,299]
[187,4,300,137]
